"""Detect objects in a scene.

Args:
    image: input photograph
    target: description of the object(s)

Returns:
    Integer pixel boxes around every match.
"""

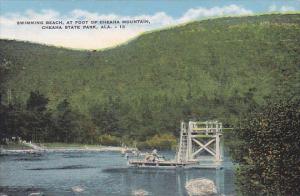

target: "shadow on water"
[62,154,96,158]
[26,164,96,170]
[9,153,48,162]
[13,156,46,162]
[0,186,45,196]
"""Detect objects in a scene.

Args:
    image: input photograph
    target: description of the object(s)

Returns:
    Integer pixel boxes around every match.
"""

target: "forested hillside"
[0,14,299,147]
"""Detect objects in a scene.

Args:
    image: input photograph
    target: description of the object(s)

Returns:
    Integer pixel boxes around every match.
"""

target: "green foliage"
[26,91,49,112]
[20,91,51,141]
[0,14,300,149]
[0,92,96,144]
[0,57,16,92]
[53,100,80,142]
[1,15,299,121]
[229,99,300,195]
[0,98,52,142]
[137,133,177,150]
[49,99,96,143]
[98,134,121,146]
[90,96,121,136]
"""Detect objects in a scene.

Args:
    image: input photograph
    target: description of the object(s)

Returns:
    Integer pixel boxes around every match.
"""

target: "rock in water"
[185,178,217,196]
[28,193,43,196]
[132,189,149,196]
[72,186,84,193]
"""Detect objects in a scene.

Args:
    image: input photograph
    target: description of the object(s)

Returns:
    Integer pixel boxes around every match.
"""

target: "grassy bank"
[0,143,31,150]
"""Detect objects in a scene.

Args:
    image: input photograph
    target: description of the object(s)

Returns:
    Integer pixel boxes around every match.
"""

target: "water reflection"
[104,167,234,195]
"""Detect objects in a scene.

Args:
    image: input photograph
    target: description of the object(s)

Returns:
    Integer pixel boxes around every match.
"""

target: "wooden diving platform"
[127,120,224,170]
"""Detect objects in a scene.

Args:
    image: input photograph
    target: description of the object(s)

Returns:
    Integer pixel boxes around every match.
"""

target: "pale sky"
[0,0,299,49]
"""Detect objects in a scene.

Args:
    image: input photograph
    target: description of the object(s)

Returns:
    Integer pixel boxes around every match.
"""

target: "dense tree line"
[0,90,183,148]
[0,87,260,149]
[227,99,300,195]
[0,91,98,144]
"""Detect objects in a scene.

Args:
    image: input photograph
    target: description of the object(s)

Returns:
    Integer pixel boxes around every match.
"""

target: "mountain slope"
[0,14,299,137]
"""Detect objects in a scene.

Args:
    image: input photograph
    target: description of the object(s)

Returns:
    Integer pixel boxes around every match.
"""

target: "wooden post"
[187,121,193,161]
[215,133,220,162]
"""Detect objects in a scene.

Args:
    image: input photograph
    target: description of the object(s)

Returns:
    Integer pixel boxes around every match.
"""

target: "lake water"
[0,151,236,195]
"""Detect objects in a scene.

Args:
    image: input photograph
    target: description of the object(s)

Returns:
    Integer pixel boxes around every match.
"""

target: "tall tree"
[54,99,82,143]
[24,91,51,142]
[26,91,49,112]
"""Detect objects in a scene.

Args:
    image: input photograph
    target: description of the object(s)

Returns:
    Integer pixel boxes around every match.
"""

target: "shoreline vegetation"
[0,133,178,151]
[2,130,235,152]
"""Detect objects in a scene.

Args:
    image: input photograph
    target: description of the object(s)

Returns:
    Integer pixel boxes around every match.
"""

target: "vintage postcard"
[0,0,299,195]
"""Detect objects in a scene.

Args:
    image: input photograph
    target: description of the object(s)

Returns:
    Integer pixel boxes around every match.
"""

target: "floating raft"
[128,160,223,169]
[128,160,199,168]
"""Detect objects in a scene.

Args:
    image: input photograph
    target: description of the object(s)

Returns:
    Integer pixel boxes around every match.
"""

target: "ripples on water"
[0,151,236,195]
